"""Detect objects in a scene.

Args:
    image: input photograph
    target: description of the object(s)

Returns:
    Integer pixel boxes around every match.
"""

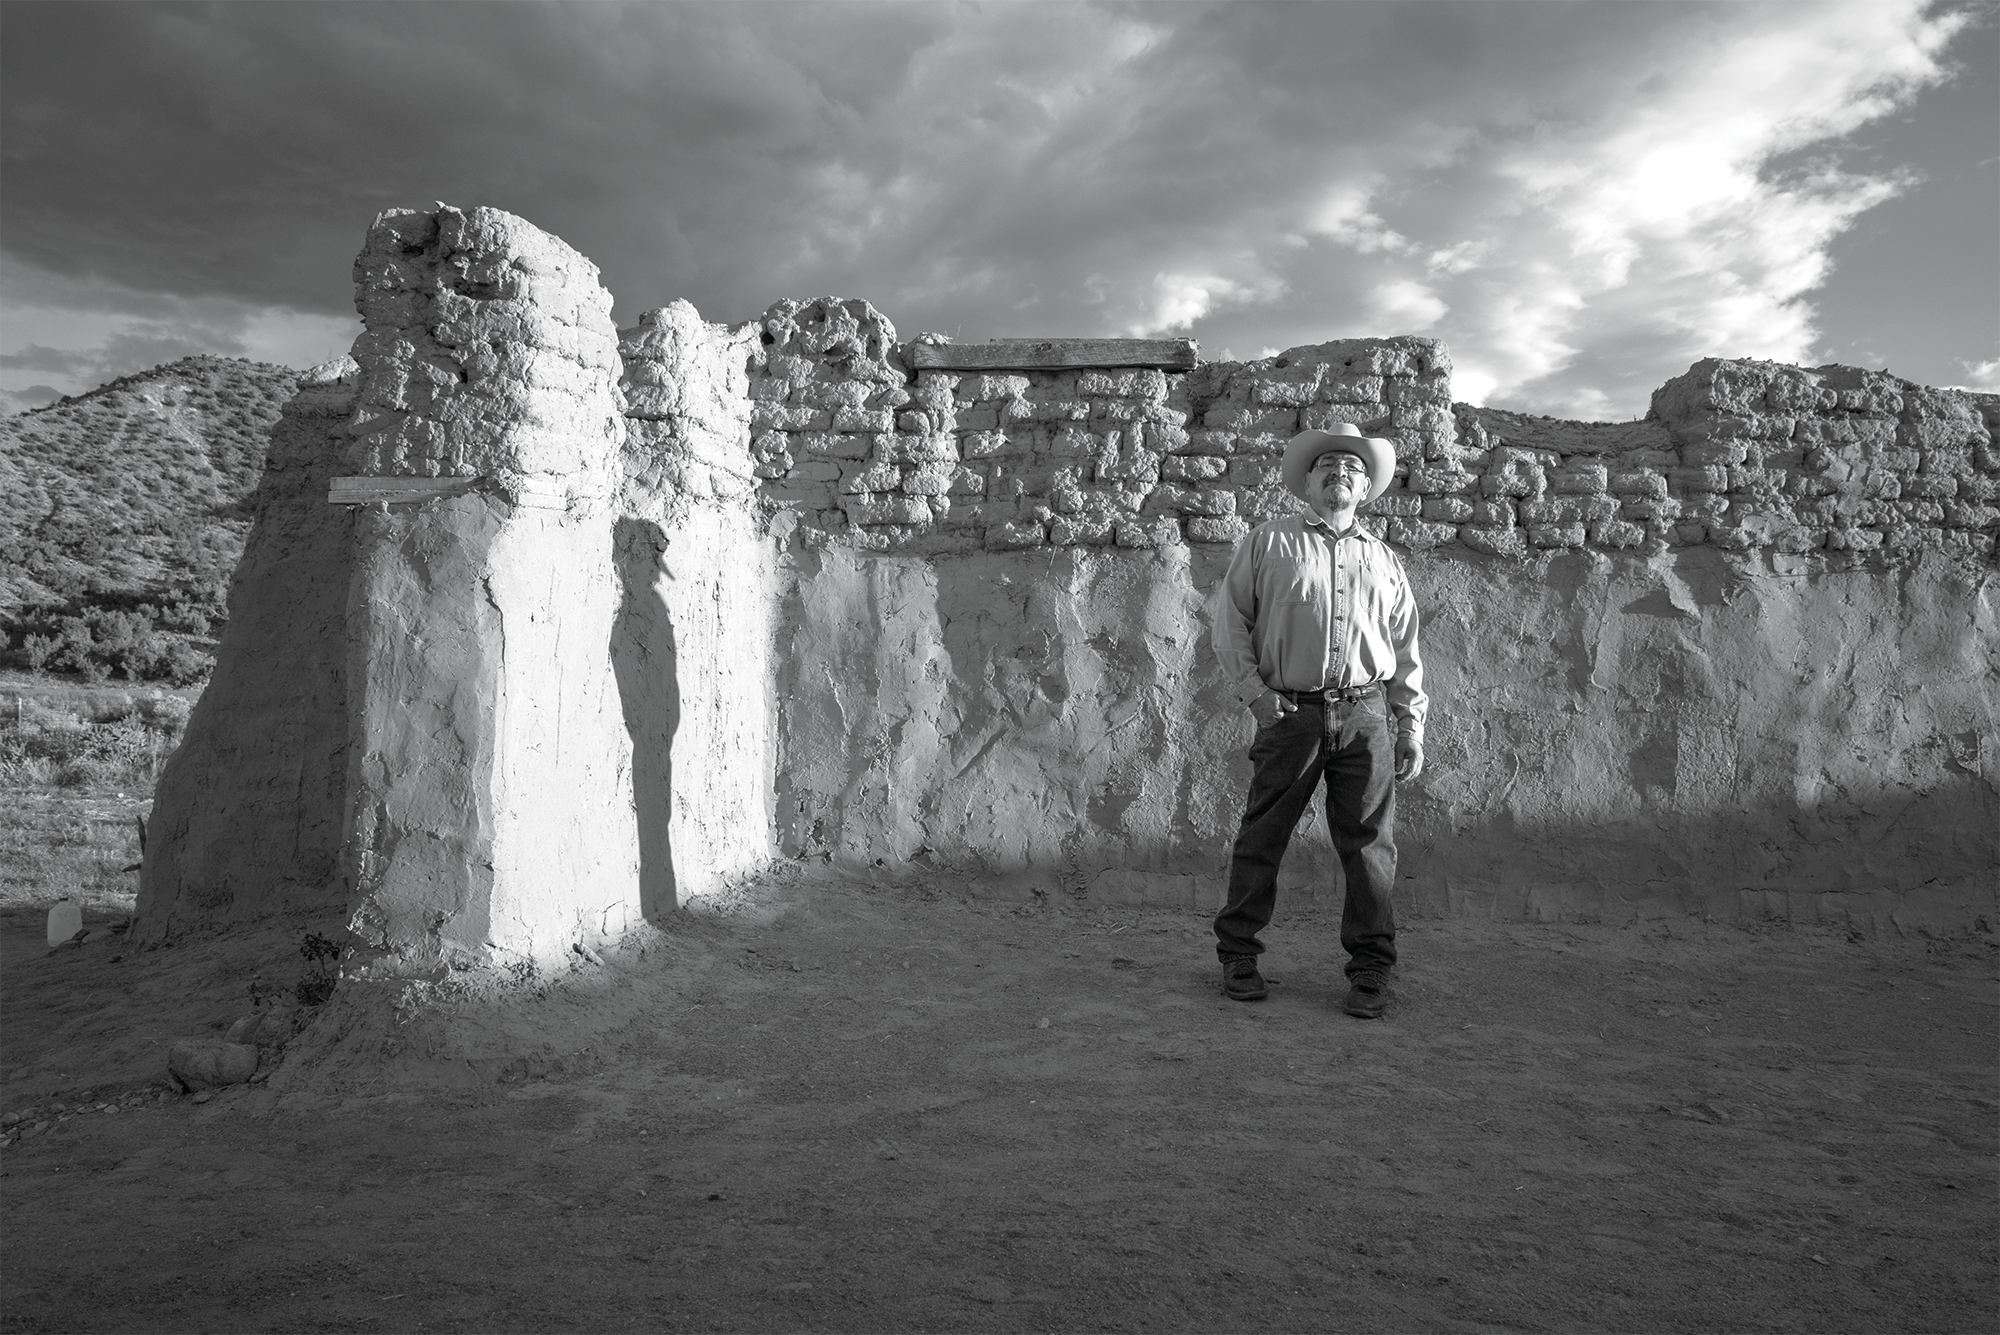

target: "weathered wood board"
[907,338,1198,371]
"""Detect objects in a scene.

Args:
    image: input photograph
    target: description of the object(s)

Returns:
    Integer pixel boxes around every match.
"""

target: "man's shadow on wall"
[610,516,678,920]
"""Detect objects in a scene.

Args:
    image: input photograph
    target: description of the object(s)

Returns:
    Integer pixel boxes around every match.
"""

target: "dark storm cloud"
[0,0,1979,414]
[1,384,61,412]
[1,1,934,313]
[0,345,91,376]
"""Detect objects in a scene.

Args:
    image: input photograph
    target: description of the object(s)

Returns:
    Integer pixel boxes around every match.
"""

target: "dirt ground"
[2,870,1995,1334]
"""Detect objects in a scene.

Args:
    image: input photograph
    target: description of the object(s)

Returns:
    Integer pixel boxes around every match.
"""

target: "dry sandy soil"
[2,868,1995,1334]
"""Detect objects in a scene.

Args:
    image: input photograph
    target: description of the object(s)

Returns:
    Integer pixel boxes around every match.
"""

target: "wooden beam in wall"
[907,338,1199,371]
[327,476,567,509]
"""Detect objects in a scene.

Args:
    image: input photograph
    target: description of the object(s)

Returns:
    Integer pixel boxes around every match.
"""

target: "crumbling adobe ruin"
[135,206,1999,966]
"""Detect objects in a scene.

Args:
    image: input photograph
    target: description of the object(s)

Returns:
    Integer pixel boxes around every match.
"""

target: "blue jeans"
[1214,686,1399,981]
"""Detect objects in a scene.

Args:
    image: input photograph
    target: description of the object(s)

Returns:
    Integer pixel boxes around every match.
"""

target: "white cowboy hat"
[1282,422,1396,504]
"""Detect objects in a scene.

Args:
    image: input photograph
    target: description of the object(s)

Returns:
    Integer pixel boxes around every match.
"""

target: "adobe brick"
[797,380,871,410]
[1552,464,1608,494]
[1227,459,1283,488]
[1945,502,1999,528]
[797,432,875,459]
[1408,466,1476,495]
[985,519,1047,550]
[1321,376,1385,404]
[1588,520,1647,549]
[902,465,956,496]
[1049,514,1116,545]
[1620,497,1682,522]
[1176,429,1240,455]
[1681,439,1751,466]
[1670,465,1729,493]
[1254,380,1317,408]
[960,374,1030,401]
[1385,518,1457,550]
[1187,516,1251,544]
[842,494,932,525]
[1459,525,1527,557]
[1528,523,1586,548]
[1162,455,1228,483]
[751,403,830,432]
[1078,369,1168,399]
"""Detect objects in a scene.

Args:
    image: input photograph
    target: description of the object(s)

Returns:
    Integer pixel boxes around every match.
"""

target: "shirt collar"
[1302,509,1365,541]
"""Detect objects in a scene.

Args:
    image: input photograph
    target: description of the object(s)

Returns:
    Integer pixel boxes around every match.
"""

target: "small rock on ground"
[167,1039,259,1091]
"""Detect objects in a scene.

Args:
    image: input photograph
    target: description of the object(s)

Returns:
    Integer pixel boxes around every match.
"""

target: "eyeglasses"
[1308,454,1369,476]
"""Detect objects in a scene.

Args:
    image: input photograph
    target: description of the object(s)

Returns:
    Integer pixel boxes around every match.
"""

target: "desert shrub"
[156,604,211,638]
[54,759,99,789]
[6,755,57,786]
[4,597,215,685]
[80,609,167,680]
[156,641,210,686]
[0,711,186,789]
[297,932,342,1006]
[0,355,279,683]
[138,693,194,729]
[49,617,106,681]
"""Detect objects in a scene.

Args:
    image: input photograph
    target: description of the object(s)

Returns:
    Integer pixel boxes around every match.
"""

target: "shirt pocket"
[1351,552,1400,627]
[1272,570,1329,608]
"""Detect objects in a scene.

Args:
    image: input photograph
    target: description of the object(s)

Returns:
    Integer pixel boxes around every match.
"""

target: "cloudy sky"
[2,0,1993,419]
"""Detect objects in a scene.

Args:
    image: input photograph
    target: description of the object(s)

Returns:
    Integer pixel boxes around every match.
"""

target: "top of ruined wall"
[618,298,1993,570]
[682,297,1458,555]
[346,206,625,503]
[616,299,759,519]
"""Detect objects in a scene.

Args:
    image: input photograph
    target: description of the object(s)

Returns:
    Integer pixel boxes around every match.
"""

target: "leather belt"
[1280,682,1382,705]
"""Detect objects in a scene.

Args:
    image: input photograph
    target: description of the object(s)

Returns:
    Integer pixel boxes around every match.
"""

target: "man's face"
[1307,449,1369,508]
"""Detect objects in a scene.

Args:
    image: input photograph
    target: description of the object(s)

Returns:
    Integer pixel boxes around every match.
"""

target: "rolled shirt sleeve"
[1212,532,1272,710]
[1381,558,1426,743]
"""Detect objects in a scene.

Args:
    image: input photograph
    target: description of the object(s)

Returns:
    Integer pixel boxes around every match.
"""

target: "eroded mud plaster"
[134,360,360,942]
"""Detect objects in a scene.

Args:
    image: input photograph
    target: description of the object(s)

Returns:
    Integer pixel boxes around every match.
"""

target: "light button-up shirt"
[1211,512,1428,740]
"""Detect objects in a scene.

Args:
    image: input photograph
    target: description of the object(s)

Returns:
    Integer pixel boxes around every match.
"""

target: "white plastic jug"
[46,897,82,948]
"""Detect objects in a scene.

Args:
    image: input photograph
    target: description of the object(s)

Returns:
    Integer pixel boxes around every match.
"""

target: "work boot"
[1342,971,1387,1019]
[1220,954,1267,1002]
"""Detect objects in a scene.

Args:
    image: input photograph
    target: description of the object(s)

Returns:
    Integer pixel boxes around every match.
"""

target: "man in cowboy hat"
[1208,420,1428,1019]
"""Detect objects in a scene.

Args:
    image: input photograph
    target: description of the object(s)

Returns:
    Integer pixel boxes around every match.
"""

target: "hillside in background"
[0,357,300,682]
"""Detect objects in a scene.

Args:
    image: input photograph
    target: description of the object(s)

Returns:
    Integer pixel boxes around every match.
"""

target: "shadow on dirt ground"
[2,870,1995,1334]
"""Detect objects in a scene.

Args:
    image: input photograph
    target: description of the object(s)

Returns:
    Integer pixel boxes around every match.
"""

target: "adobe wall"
[742,298,1998,930]
[613,300,782,909]
[134,359,359,942]
[141,207,657,964]
[136,206,1999,963]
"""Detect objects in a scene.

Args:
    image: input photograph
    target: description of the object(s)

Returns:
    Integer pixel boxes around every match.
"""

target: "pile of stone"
[1,1088,173,1145]
[151,1003,299,1097]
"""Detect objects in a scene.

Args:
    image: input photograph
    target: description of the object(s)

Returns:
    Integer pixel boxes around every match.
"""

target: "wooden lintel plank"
[330,475,474,491]
[907,338,1198,371]
[327,476,566,509]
